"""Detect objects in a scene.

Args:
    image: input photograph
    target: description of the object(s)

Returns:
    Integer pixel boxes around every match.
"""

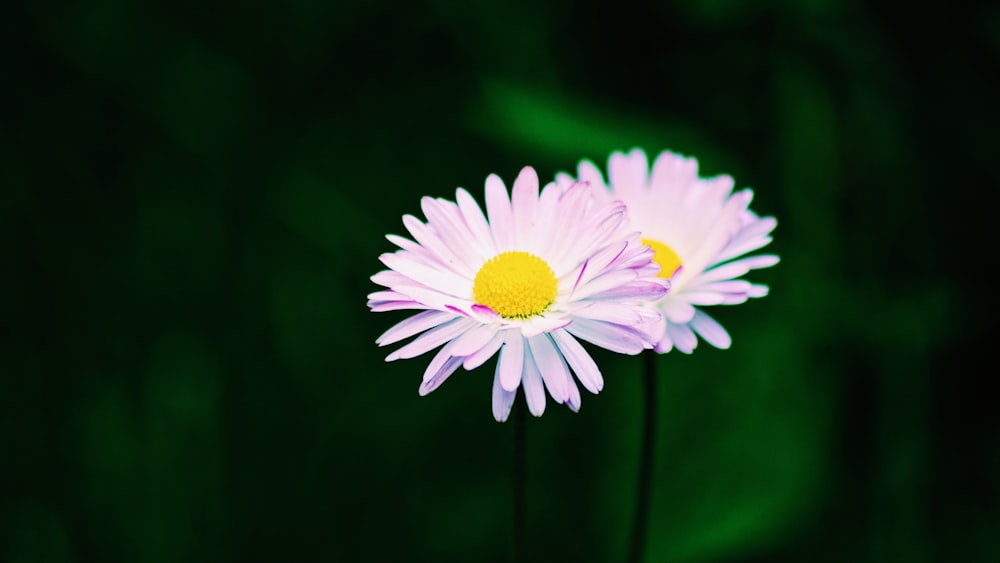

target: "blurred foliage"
[3,0,998,562]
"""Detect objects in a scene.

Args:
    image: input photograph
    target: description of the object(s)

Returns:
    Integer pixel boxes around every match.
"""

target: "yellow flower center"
[642,238,683,278]
[473,251,557,319]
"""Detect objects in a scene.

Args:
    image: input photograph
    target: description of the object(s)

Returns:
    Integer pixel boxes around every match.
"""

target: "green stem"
[628,351,657,563]
[513,398,526,563]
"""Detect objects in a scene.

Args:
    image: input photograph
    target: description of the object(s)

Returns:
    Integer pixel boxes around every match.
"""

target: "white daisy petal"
[681,291,728,306]
[667,322,698,354]
[379,253,469,298]
[521,349,547,416]
[485,173,514,252]
[492,363,517,422]
[520,315,571,339]
[571,302,642,326]
[455,187,498,259]
[377,310,453,347]
[550,329,603,394]
[449,324,500,357]
[566,319,646,355]
[528,335,570,404]
[690,309,732,350]
[565,374,582,413]
[511,166,539,247]
[576,160,607,191]
[663,299,696,324]
[385,318,473,361]
[693,254,780,286]
[587,280,670,302]
[419,355,463,396]
[401,214,468,274]
[498,332,524,392]
[463,331,505,371]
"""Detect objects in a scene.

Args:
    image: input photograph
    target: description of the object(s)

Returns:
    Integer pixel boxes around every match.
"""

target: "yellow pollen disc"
[642,238,683,279]
[473,251,557,319]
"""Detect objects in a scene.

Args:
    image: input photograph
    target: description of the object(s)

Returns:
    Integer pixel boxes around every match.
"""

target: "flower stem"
[628,351,657,563]
[513,398,526,563]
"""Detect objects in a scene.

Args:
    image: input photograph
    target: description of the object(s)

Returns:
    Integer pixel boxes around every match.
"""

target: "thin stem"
[513,398,526,563]
[628,351,657,563]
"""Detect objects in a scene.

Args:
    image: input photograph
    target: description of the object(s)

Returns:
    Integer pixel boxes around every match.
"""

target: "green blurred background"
[3,1,998,561]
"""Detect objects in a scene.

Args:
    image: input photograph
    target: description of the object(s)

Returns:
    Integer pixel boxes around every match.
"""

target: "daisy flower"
[555,148,779,354]
[368,166,670,421]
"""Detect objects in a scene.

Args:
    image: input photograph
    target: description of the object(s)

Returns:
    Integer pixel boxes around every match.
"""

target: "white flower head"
[556,148,779,354]
[368,166,670,421]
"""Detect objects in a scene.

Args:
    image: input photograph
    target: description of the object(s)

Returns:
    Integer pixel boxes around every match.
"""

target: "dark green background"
[4,1,998,562]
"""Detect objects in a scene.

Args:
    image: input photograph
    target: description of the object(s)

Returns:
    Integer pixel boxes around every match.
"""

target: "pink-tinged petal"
[449,324,500,356]
[511,166,539,247]
[376,310,453,346]
[379,253,470,298]
[463,331,505,371]
[720,294,749,305]
[748,284,770,298]
[446,305,470,316]
[470,304,502,322]
[667,322,698,354]
[419,355,463,396]
[498,332,524,392]
[528,335,569,404]
[455,187,498,258]
[662,299,696,324]
[385,318,473,361]
[520,315,571,339]
[679,291,727,306]
[492,364,517,422]
[690,309,731,349]
[369,300,426,312]
[550,329,603,394]
[521,350,546,416]
[587,280,670,303]
[565,319,646,355]
[570,260,588,294]
[485,173,514,252]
